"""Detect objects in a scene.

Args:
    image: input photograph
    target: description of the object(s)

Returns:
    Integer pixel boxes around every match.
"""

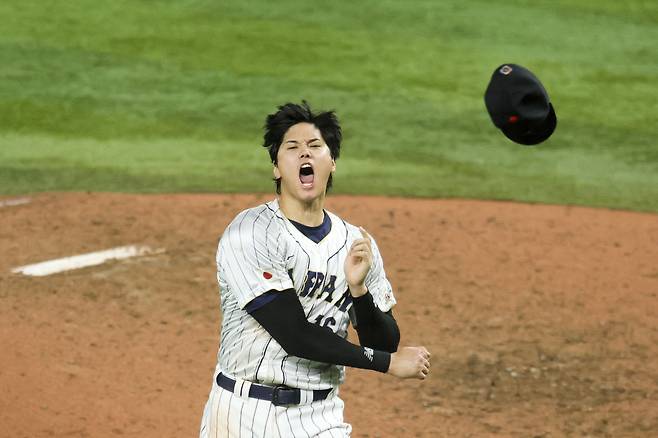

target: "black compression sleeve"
[248,289,391,373]
[351,291,400,352]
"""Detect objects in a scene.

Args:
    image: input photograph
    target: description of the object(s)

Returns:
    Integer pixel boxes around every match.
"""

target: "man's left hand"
[344,227,373,297]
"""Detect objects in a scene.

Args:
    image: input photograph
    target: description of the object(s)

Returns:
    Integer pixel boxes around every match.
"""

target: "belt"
[216,373,332,406]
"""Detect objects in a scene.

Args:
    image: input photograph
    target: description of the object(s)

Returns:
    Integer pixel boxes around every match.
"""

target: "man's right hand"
[387,346,431,379]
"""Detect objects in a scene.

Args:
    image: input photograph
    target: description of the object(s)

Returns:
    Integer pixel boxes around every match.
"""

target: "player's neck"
[278,193,325,227]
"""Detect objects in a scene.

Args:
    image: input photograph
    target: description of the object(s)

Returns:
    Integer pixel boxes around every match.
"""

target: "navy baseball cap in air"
[484,63,557,146]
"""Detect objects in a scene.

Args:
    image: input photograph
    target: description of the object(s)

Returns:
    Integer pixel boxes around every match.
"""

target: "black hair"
[263,101,342,194]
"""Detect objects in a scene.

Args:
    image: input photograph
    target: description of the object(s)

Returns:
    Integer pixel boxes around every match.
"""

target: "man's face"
[274,122,336,203]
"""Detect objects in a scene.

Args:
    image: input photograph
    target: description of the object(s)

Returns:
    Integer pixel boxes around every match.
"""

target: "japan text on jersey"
[213,199,396,390]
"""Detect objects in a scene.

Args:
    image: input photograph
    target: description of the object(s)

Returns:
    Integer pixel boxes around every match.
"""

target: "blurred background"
[1,0,657,209]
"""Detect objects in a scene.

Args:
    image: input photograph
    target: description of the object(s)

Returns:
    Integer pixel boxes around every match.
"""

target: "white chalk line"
[0,197,31,208]
[11,245,165,277]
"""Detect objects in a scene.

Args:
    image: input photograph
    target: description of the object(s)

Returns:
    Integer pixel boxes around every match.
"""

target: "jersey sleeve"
[364,235,397,312]
[217,209,294,309]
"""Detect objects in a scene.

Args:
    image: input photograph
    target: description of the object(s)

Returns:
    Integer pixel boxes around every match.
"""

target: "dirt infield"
[1,192,657,437]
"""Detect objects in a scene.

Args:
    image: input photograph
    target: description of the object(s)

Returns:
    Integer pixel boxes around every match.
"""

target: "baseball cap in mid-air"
[484,63,557,146]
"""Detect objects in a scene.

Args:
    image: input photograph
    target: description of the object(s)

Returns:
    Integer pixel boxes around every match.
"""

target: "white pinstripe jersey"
[214,198,396,390]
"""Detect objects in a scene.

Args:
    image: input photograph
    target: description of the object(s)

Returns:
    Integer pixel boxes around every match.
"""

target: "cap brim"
[501,104,557,146]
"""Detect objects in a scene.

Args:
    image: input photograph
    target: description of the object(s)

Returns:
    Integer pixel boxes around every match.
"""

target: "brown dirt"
[1,192,657,438]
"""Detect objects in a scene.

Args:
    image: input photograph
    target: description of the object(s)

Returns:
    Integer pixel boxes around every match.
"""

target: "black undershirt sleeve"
[248,289,391,373]
[350,291,400,353]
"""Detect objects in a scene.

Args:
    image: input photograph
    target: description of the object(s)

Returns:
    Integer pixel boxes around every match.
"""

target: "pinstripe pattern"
[203,199,393,436]
[199,380,351,437]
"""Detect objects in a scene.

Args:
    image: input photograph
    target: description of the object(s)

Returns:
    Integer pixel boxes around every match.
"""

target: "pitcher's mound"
[1,192,657,437]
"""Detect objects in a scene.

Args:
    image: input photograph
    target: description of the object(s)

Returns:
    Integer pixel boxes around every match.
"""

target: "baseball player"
[200,101,431,437]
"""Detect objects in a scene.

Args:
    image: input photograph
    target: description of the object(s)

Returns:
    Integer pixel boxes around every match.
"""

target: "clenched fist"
[387,346,431,380]
[344,227,373,297]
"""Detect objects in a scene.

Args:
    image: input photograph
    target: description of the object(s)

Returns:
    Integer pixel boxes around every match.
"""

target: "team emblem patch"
[262,271,273,280]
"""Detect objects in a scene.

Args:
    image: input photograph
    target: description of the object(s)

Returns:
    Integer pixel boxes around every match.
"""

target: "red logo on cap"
[263,271,273,279]
[508,115,519,123]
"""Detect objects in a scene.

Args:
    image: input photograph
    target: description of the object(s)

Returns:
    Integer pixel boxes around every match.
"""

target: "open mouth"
[299,163,314,187]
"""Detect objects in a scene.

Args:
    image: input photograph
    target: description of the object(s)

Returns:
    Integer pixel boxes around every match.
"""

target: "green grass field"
[1,0,657,211]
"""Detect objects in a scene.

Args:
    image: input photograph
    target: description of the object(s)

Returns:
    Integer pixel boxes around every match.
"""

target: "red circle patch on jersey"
[262,271,273,280]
